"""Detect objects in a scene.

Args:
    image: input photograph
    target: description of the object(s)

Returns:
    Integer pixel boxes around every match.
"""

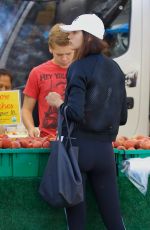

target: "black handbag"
[39,107,84,207]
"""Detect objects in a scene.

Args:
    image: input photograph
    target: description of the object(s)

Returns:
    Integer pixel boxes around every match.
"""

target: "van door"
[103,0,142,137]
[107,0,150,137]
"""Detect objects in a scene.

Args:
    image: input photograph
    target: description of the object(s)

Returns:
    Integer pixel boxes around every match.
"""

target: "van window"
[104,1,130,58]
[0,0,130,87]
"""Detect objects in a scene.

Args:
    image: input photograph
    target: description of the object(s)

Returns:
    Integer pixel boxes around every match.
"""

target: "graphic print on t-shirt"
[42,72,66,131]
[43,106,58,129]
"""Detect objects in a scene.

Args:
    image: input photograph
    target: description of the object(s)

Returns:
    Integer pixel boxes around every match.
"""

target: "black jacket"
[61,54,127,141]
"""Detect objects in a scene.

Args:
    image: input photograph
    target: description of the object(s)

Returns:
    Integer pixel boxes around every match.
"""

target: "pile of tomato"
[0,134,55,149]
[112,135,150,150]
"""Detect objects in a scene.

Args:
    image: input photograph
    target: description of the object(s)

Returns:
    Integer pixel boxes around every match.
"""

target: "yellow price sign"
[0,90,21,125]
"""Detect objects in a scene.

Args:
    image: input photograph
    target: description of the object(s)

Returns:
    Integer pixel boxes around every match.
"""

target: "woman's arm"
[46,68,87,122]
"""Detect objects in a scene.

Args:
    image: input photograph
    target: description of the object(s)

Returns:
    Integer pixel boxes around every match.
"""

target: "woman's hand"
[46,92,64,108]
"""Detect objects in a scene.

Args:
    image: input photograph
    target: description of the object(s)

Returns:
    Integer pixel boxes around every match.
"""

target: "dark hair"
[74,31,108,60]
[0,68,13,84]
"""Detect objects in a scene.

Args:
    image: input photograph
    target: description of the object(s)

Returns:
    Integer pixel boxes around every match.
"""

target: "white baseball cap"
[59,14,105,40]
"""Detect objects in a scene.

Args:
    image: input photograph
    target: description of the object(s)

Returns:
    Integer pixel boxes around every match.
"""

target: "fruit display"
[112,135,150,150]
[0,134,55,149]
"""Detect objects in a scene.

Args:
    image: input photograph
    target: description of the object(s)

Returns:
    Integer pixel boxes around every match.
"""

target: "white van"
[0,0,149,137]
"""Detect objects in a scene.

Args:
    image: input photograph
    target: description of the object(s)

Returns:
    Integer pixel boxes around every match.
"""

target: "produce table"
[0,148,150,229]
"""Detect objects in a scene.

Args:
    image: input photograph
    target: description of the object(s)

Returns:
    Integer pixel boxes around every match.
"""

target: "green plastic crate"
[114,148,150,176]
[0,148,50,177]
[0,153,12,177]
[38,152,50,177]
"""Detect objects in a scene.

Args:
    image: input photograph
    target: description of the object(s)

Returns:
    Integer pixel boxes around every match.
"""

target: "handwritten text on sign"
[0,90,21,125]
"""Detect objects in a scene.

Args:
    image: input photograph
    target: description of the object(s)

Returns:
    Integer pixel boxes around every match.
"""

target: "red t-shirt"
[23,60,67,137]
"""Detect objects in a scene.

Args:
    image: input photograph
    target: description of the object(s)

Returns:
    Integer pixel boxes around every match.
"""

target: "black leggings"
[64,136,125,230]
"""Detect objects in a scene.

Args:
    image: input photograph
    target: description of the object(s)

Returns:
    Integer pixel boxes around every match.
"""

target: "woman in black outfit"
[46,14,127,230]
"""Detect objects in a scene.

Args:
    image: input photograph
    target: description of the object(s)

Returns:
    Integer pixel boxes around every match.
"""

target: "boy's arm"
[0,125,6,134]
[22,95,40,137]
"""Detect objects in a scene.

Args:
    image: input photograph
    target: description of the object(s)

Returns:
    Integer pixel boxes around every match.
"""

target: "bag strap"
[64,106,74,147]
[57,106,74,146]
[57,110,63,140]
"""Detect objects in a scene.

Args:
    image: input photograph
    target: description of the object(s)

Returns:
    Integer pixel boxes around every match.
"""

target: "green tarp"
[0,177,150,230]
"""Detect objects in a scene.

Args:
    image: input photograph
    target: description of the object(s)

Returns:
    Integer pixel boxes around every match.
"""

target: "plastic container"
[0,148,50,177]
[114,148,150,176]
